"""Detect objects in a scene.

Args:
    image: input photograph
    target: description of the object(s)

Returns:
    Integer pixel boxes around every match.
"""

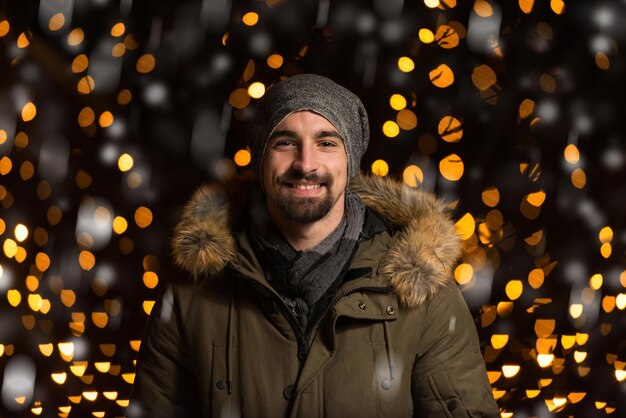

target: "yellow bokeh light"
[136,53,156,73]
[439,153,464,181]
[143,271,159,289]
[528,268,545,289]
[242,12,259,26]
[1,156,13,175]
[600,243,611,259]
[4,238,18,258]
[35,252,51,272]
[535,319,555,338]
[83,391,98,401]
[77,75,95,94]
[481,187,500,208]
[471,64,497,91]
[7,289,21,307]
[454,263,473,285]
[28,294,43,312]
[518,98,535,119]
[527,190,546,206]
[551,0,565,14]
[491,334,509,349]
[118,153,134,172]
[419,28,435,44]
[505,280,523,300]
[574,351,587,363]
[571,168,586,189]
[92,312,109,328]
[429,63,454,88]
[111,22,126,37]
[569,304,583,319]
[99,111,114,127]
[113,216,128,234]
[474,0,493,17]
[67,28,84,46]
[371,160,389,177]
[39,343,53,357]
[51,372,67,384]
[382,121,400,138]
[22,102,37,122]
[58,342,75,361]
[397,109,418,130]
[248,82,266,99]
[424,0,440,8]
[537,354,555,368]
[455,213,475,240]
[14,224,29,242]
[0,20,9,37]
[229,88,251,109]
[234,149,251,167]
[72,54,89,73]
[78,107,95,127]
[79,250,96,271]
[143,300,156,315]
[397,56,415,72]
[267,54,283,69]
[519,0,535,14]
[389,94,407,110]
[17,32,30,48]
[135,206,153,228]
[502,364,520,378]
[438,115,463,142]
[402,165,424,187]
[564,144,580,164]
[122,373,136,384]
[599,226,613,243]
[589,274,603,290]
[48,13,65,31]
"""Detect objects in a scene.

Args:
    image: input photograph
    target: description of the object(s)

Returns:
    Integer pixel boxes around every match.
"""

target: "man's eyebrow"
[268,130,298,141]
[316,130,342,140]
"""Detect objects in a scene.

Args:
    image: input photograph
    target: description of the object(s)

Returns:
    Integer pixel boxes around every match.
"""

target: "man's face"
[262,110,348,225]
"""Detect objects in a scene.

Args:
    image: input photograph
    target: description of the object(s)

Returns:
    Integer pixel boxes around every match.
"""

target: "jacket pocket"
[426,367,468,418]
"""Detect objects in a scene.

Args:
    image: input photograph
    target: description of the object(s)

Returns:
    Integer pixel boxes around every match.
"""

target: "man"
[131,74,499,417]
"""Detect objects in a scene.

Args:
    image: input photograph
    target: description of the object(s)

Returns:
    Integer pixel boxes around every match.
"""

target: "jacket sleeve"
[130,283,201,418]
[411,283,499,417]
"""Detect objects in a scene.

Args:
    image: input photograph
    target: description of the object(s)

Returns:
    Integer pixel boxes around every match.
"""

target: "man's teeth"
[292,184,321,190]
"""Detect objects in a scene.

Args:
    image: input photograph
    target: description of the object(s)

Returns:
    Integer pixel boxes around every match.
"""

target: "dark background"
[1,0,625,416]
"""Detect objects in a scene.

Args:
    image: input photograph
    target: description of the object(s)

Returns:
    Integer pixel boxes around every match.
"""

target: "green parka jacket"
[131,175,499,418]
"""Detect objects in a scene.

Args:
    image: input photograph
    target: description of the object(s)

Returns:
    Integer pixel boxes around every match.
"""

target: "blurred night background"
[1,0,625,416]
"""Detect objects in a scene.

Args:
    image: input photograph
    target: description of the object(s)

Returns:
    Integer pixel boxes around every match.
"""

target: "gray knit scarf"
[249,189,366,329]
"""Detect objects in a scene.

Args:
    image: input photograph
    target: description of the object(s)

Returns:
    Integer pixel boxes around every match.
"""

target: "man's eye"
[275,140,294,147]
[319,141,337,147]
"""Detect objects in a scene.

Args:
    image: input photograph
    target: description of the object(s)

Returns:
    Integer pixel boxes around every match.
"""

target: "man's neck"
[267,200,345,251]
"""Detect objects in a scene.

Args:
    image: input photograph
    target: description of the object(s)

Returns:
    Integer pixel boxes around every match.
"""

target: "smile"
[290,184,322,190]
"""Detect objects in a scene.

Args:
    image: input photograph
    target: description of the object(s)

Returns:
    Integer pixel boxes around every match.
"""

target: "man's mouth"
[289,183,322,190]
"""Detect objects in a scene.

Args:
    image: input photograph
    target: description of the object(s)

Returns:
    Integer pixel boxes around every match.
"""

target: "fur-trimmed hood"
[172,174,461,309]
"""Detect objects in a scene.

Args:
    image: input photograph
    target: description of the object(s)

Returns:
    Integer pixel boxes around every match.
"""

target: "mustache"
[277,169,332,185]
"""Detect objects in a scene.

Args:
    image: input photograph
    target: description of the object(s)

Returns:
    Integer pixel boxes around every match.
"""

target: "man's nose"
[292,142,318,173]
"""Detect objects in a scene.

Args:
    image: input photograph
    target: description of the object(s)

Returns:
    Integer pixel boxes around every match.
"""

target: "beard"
[272,171,338,224]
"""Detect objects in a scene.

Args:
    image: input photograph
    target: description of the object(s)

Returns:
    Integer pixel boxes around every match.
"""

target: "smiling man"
[131,74,499,417]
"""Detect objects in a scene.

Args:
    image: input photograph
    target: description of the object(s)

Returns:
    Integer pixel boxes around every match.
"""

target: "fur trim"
[349,175,461,309]
[172,174,461,307]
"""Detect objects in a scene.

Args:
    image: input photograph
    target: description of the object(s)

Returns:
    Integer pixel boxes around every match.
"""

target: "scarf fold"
[249,189,366,329]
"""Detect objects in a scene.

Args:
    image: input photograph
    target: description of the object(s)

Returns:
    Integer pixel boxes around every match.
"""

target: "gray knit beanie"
[248,74,369,180]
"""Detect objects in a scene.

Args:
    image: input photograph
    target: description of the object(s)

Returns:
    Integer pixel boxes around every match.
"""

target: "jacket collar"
[171,174,461,309]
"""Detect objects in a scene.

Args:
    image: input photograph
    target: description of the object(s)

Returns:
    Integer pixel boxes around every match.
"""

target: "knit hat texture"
[248,74,369,180]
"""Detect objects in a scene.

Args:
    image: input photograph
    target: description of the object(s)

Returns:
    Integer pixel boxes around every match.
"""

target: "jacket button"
[283,384,295,400]
[447,399,457,411]
[358,302,366,310]
[216,379,227,390]
[386,306,395,315]
[381,380,392,390]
